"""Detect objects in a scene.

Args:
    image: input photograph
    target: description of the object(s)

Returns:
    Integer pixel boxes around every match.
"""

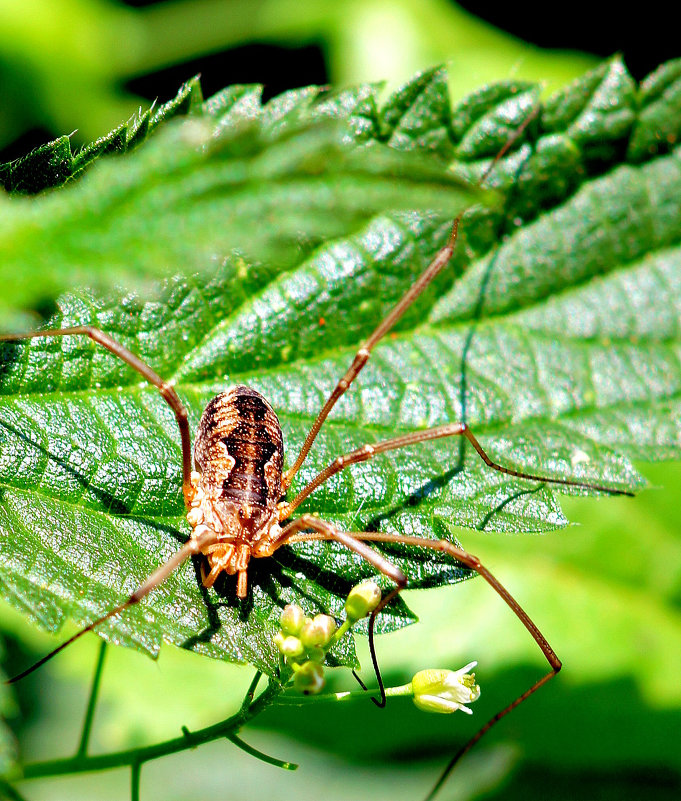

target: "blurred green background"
[1,2,680,800]
[2,0,680,159]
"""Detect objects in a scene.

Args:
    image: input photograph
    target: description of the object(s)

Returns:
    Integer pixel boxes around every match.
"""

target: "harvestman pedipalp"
[1,106,632,785]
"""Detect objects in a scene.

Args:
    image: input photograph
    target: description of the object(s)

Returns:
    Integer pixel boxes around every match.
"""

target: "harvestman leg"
[275,424,630,773]
[271,514,561,770]
[0,326,195,507]
[279,423,632,520]
[282,106,542,490]
[0,326,221,684]
[7,526,220,684]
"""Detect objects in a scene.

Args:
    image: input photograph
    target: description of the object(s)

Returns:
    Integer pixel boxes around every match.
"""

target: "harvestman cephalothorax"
[1,105,631,790]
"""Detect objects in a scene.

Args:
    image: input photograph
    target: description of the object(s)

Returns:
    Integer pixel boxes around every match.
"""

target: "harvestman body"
[1,109,631,783]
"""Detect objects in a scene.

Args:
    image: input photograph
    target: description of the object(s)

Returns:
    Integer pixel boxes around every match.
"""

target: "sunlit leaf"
[0,59,680,679]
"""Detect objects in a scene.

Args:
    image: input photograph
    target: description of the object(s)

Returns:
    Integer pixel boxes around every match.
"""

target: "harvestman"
[2,109,631,781]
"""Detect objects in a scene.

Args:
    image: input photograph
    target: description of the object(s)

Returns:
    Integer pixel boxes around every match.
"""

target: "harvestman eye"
[1,106,632,785]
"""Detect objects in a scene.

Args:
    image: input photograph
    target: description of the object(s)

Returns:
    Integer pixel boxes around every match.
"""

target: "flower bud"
[293,660,325,695]
[300,614,337,649]
[306,646,326,664]
[274,632,306,660]
[344,581,382,621]
[280,604,306,635]
[411,662,481,714]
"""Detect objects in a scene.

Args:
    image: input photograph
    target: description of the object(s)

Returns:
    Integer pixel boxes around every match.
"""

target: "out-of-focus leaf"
[0,76,204,195]
[0,76,483,318]
[0,652,17,777]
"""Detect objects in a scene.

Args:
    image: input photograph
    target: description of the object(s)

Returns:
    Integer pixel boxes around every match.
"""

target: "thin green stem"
[274,682,414,706]
[131,762,141,801]
[331,619,352,644]
[76,640,107,758]
[22,678,283,781]
[225,732,298,771]
[240,670,263,712]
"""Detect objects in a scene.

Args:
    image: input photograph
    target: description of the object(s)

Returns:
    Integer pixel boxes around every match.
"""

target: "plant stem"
[273,682,414,706]
[22,677,282,780]
[240,669,263,712]
[225,732,297,771]
[76,640,107,758]
[131,762,141,801]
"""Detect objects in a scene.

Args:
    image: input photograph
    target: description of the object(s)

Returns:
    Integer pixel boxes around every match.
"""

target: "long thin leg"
[265,514,407,587]
[0,326,194,507]
[353,531,561,795]
[270,515,407,706]
[282,107,541,491]
[6,528,219,684]
[280,421,632,519]
[273,519,561,757]
[423,670,558,801]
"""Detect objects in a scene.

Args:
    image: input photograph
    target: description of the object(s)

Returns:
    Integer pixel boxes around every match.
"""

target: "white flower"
[411,662,481,714]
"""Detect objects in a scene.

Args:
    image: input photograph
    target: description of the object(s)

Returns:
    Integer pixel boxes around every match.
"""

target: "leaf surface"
[1,59,680,678]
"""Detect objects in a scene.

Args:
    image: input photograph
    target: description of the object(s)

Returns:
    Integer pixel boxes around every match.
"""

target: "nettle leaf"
[0,77,482,319]
[0,76,204,195]
[1,58,680,679]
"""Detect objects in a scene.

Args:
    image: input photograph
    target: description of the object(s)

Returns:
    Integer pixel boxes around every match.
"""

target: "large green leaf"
[1,58,680,680]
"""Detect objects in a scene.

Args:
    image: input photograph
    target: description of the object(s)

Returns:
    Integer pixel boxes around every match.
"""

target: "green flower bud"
[280,604,306,635]
[274,632,306,660]
[293,660,325,695]
[306,646,326,664]
[344,581,382,621]
[300,614,337,649]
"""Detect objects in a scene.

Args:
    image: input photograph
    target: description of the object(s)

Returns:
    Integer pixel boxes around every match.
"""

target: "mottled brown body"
[190,385,284,595]
[195,385,283,522]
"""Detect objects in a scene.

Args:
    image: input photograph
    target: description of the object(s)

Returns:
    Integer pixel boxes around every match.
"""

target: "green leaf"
[0,77,204,195]
[1,59,680,680]
[0,74,483,319]
[628,58,681,161]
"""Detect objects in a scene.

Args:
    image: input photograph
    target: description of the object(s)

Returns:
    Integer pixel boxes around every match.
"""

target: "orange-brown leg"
[282,107,542,490]
[272,518,561,791]
[355,532,561,796]
[0,326,195,507]
[271,514,407,586]
[6,528,220,684]
[280,422,631,520]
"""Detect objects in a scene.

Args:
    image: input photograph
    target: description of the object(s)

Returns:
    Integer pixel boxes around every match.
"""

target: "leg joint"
[394,568,408,588]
